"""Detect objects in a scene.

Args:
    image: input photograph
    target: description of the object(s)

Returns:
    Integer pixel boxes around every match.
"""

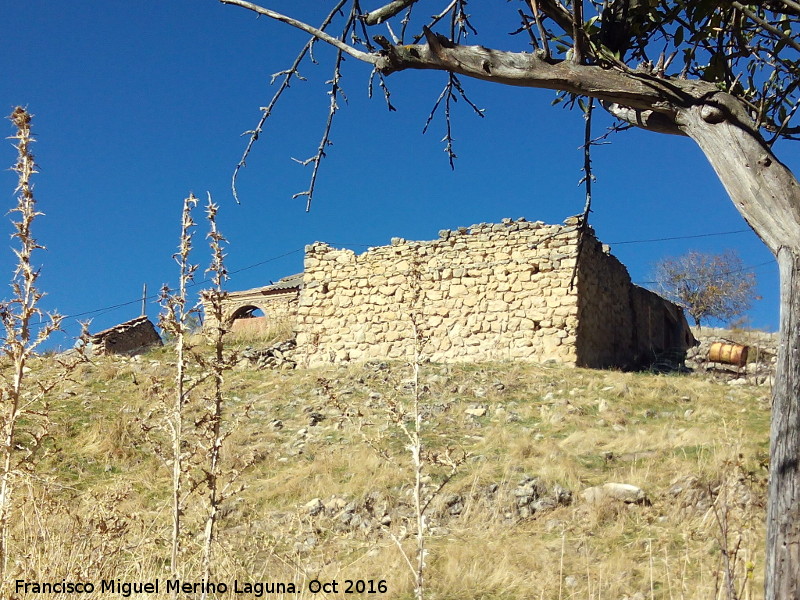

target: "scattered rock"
[581,483,649,505]
[305,498,324,516]
[465,406,487,417]
[237,339,297,370]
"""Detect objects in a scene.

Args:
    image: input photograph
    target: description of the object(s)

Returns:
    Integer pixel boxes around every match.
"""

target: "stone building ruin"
[205,218,696,370]
[89,315,162,355]
[216,273,302,337]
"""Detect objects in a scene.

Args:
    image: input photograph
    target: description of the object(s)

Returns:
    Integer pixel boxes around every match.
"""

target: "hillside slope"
[8,343,770,599]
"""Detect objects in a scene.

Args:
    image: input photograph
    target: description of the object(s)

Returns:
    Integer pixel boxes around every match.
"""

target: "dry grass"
[224,317,294,348]
[5,350,770,599]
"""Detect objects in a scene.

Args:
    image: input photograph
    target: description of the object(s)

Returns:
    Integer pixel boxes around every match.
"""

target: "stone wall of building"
[294,219,583,367]
[576,235,695,369]
[574,235,637,368]
[90,316,163,355]
[203,284,299,334]
[209,218,693,370]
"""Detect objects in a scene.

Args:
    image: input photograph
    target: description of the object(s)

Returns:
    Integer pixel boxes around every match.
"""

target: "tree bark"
[766,248,800,600]
[673,96,800,600]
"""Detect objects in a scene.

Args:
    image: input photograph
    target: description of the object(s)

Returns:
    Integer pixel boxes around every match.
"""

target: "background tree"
[654,250,758,328]
[216,1,800,596]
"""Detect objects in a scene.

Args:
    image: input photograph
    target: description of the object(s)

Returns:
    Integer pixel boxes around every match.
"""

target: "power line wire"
[608,228,751,245]
[24,227,770,331]
[39,247,306,325]
[635,259,776,286]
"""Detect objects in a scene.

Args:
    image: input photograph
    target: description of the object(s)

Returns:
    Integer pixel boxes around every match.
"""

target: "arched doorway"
[231,305,264,320]
[229,305,267,334]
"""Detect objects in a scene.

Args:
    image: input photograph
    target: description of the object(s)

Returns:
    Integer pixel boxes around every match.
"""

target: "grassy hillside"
[7,339,770,599]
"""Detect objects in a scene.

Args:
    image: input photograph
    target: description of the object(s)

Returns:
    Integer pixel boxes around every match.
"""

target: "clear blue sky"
[1,1,792,348]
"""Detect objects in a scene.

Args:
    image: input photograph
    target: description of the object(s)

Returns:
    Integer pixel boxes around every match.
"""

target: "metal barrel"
[708,342,749,367]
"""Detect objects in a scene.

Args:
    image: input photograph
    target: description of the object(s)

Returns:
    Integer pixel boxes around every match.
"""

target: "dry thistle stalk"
[401,258,428,600]
[0,108,64,585]
[158,193,200,586]
[157,193,246,595]
[321,257,465,600]
[198,194,238,597]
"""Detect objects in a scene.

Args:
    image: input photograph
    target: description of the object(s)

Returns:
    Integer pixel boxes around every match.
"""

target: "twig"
[569,97,594,291]
[528,0,551,60]
[412,0,458,43]
[732,1,800,53]
[572,0,584,64]
[220,0,377,63]
[292,6,358,211]
[363,0,420,26]
[230,0,349,203]
[515,10,541,50]
[422,73,484,169]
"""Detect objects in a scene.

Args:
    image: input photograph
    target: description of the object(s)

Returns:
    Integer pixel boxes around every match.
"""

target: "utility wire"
[636,259,776,286]
[609,229,751,245]
[41,247,306,324]
[27,227,769,331]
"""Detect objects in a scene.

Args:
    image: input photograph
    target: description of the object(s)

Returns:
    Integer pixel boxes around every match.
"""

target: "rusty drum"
[708,342,749,367]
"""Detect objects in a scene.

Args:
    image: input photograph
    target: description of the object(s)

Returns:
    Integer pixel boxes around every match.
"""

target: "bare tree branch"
[363,0,421,26]
[230,0,348,203]
[291,6,358,211]
[378,30,711,115]
[602,102,685,136]
[220,0,717,124]
[219,0,377,63]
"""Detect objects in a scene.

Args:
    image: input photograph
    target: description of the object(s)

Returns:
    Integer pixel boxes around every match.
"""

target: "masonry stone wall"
[294,219,583,367]
[209,217,693,370]
[574,235,636,368]
[576,236,694,369]
[90,316,162,355]
[204,288,298,333]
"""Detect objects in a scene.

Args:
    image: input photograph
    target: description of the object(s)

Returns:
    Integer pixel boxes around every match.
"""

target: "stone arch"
[202,274,302,338]
[226,304,270,333]
[229,304,266,323]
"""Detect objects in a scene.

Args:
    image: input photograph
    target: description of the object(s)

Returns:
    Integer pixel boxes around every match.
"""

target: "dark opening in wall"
[231,305,264,320]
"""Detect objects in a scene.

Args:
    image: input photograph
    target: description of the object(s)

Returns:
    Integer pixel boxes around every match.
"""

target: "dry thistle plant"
[322,258,466,600]
[157,193,200,586]
[152,193,250,594]
[196,194,245,597]
[0,108,64,586]
[391,258,466,600]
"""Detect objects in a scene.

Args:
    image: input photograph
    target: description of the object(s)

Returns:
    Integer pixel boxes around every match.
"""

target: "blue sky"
[1,1,792,348]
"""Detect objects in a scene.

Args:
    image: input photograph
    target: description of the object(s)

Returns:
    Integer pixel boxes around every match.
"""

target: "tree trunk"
[676,97,800,599]
[766,247,800,599]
